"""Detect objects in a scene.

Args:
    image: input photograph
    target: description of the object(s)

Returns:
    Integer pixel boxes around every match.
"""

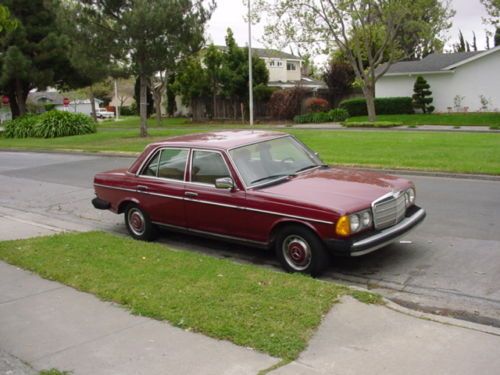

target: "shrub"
[44,103,56,111]
[34,111,96,138]
[339,97,414,116]
[120,106,136,116]
[342,121,402,128]
[412,76,434,113]
[4,110,96,138]
[253,84,277,102]
[268,87,307,120]
[3,115,39,138]
[328,108,349,122]
[304,97,329,113]
[293,108,349,124]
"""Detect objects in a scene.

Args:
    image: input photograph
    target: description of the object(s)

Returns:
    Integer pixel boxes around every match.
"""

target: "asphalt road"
[1,151,499,326]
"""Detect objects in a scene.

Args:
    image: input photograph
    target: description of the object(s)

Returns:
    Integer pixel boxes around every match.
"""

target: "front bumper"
[325,205,426,256]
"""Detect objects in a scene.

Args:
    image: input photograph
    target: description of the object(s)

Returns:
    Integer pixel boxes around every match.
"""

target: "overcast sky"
[206,0,496,58]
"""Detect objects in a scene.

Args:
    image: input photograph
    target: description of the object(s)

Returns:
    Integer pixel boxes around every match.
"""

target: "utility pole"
[114,79,120,120]
[247,0,254,126]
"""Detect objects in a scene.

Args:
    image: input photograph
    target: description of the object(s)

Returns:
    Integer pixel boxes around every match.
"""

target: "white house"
[376,46,500,112]
[28,91,103,116]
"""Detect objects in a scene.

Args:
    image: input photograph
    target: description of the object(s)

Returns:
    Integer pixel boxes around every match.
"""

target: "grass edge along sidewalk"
[0,231,381,361]
[1,128,499,175]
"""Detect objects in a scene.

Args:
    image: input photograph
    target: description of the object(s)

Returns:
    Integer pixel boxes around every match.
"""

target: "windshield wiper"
[250,174,291,185]
[293,165,318,174]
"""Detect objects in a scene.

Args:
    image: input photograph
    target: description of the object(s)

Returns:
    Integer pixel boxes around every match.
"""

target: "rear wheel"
[275,225,330,276]
[124,203,156,241]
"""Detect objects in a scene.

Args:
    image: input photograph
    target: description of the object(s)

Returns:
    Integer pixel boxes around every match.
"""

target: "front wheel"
[124,203,157,241]
[275,225,330,276]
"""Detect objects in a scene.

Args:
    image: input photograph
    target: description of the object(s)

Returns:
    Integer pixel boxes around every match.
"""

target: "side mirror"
[215,177,234,190]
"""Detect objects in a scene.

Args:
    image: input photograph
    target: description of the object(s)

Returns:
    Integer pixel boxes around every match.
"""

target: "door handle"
[184,191,198,198]
[137,185,149,191]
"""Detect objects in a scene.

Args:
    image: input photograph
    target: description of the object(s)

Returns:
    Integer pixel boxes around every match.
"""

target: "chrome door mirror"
[215,177,234,190]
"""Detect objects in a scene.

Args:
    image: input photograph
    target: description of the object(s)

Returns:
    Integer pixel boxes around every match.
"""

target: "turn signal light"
[335,215,351,237]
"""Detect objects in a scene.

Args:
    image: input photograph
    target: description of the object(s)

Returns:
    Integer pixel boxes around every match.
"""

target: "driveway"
[1,151,499,326]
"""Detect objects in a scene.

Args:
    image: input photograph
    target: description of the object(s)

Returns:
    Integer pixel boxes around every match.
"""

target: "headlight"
[405,188,416,207]
[350,214,360,232]
[336,210,373,236]
[361,211,372,227]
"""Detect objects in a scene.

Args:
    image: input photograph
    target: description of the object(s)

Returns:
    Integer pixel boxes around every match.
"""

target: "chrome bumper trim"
[351,208,426,256]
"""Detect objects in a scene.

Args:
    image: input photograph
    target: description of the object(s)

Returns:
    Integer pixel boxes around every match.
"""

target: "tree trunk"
[240,102,245,123]
[363,84,377,122]
[15,79,27,116]
[153,89,162,127]
[139,75,148,137]
[89,87,97,121]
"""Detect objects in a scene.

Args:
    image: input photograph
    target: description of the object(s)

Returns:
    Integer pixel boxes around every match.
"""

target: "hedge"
[339,97,414,116]
[4,110,96,138]
[293,108,349,124]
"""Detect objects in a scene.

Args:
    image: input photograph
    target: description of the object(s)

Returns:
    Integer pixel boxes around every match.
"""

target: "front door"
[184,149,248,238]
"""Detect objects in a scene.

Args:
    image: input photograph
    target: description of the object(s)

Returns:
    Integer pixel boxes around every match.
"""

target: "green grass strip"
[0,231,359,360]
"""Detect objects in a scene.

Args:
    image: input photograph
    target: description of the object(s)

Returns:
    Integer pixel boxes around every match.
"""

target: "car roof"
[148,130,288,150]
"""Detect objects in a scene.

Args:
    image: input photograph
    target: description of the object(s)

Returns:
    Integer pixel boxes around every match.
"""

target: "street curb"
[2,148,499,181]
[346,287,500,337]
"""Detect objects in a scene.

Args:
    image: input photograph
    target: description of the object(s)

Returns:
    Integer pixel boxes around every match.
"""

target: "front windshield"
[229,136,322,187]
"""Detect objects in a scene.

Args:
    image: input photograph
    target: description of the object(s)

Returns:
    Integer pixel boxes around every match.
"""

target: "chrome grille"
[373,193,406,230]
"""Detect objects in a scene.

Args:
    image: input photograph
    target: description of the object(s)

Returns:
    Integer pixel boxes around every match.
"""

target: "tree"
[56,2,121,121]
[73,0,215,137]
[394,0,454,59]
[412,76,434,114]
[219,29,269,120]
[254,0,417,121]
[480,0,500,25]
[0,5,17,35]
[454,30,467,52]
[323,59,355,107]
[0,0,82,118]
[472,32,478,51]
[496,27,500,46]
[134,77,154,118]
[204,44,224,118]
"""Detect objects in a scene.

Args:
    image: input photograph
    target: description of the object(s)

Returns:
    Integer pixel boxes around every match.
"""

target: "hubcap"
[282,235,312,271]
[128,208,146,236]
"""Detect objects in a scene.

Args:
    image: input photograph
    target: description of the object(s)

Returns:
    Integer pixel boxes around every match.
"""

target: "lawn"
[347,112,500,126]
[1,126,499,174]
[0,231,371,360]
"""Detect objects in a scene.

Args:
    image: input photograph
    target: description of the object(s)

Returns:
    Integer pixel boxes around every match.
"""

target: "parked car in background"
[92,131,426,275]
[96,108,114,119]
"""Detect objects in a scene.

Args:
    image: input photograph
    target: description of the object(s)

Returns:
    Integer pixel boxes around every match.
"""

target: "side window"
[158,149,188,180]
[141,151,160,176]
[191,150,231,186]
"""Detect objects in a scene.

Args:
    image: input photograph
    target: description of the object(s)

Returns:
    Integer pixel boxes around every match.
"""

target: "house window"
[287,63,296,71]
[277,61,283,67]
[268,60,275,67]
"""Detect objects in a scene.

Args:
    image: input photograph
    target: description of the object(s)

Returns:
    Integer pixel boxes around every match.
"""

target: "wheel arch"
[117,197,140,214]
[269,219,322,245]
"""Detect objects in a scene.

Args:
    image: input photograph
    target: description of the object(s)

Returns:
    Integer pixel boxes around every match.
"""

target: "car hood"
[255,167,412,215]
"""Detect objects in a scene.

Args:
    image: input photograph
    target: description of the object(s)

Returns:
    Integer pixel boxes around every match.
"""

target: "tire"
[124,203,157,241]
[275,225,330,276]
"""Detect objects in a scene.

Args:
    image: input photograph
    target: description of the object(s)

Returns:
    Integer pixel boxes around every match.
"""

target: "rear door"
[135,147,188,227]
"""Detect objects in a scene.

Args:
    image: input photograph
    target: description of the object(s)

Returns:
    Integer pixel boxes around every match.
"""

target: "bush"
[3,115,39,138]
[343,121,402,128]
[339,97,414,116]
[304,97,329,113]
[268,87,307,120]
[328,108,349,122]
[253,84,277,102]
[4,110,96,138]
[120,106,136,116]
[293,108,349,124]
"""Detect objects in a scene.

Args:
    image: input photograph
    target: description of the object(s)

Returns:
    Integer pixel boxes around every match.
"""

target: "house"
[27,91,103,116]
[217,46,327,92]
[376,46,500,112]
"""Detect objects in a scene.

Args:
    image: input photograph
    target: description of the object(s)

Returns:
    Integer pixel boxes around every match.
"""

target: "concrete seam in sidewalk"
[0,285,65,306]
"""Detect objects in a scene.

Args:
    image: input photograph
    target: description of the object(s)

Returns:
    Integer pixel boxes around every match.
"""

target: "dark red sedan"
[92,130,425,275]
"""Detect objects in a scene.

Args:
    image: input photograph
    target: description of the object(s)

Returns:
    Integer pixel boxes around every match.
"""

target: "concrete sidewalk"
[273,297,500,374]
[0,262,279,375]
